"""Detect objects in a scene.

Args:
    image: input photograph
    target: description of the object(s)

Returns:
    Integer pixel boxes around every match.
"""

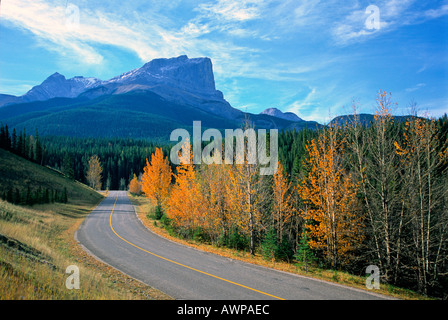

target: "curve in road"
[76,191,392,300]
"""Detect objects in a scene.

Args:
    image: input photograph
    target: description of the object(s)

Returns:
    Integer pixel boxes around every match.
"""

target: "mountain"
[260,108,303,122]
[24,72,102,102]
[84,55,242,119]
[0,55,322,140]
[329,113,417,127]
[0,91,321,141]
[0,55,240,119]
[0,73,101,107]
[109,55,217,95]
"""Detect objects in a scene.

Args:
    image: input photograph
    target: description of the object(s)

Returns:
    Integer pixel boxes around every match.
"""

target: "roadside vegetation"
[130,193,432,300]
[0,148,171,300]
[131,91,447,300]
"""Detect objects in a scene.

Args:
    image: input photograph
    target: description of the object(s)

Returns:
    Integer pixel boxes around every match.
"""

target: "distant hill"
[0,148,102,205]
[260,108,303,122]
[328,113,417,127]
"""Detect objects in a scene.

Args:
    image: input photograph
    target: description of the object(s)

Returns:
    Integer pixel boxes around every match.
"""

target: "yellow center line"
[108,192,285,300]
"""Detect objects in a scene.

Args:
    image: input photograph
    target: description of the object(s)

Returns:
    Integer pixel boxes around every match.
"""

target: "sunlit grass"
[0,198,171,300]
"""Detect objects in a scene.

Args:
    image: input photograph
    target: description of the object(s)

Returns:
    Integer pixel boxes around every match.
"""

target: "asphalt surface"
[75,190,392,300]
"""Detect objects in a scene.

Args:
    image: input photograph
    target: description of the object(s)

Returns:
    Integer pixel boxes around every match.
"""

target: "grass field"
[0,149,171,300]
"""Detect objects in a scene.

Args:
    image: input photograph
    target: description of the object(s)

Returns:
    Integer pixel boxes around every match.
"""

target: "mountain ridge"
[0,55,241,119]
[0,55,417,141]
[260,107,303,122]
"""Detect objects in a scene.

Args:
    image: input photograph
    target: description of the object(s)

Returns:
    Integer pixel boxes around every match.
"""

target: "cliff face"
[3,55,240,119]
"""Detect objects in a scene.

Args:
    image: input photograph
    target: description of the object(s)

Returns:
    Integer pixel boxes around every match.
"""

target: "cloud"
[0,0,269,78]
[0,78,35,96]
[424,4,448,18]
[1,0,160,64]
[196,0,263,22]
[405,83,426,93]
[1,0,445,122]
[330,0,448,45]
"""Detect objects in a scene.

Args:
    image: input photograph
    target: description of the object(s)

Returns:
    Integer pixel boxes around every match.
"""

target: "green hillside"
[0,148,102,205]
[0,90,320,141]
[0,148,167,299]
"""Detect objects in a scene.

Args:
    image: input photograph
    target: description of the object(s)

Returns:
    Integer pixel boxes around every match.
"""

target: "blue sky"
[0,0,447,124]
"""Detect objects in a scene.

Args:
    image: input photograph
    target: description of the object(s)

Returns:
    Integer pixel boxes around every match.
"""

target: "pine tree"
[63,153,75,179]
[34,129,43,164]
[294,230,316,272]
[261,228,278,261]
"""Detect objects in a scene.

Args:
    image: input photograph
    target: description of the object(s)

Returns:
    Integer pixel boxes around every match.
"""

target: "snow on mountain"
[22,72,102,102]
[104,55,238,118]
[109,55,216,95]
[1,55,241,119]
[260,108,303,122]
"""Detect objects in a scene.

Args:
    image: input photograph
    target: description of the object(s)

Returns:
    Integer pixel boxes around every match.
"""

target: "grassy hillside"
[0,149,170,299]
[0,148,100,205]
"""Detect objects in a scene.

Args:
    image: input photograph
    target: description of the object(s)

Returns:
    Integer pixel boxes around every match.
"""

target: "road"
[75,190,392,300]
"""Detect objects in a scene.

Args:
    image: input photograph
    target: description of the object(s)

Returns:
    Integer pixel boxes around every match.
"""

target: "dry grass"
[129,193,431,301]
[0,197,171,300]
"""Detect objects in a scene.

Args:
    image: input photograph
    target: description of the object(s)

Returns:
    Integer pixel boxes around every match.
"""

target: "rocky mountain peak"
[260,108,303,122]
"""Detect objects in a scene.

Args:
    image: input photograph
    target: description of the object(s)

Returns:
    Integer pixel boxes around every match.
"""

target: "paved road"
[76,191,391,300]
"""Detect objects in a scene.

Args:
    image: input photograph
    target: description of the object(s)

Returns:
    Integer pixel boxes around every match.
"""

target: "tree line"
[0,124,315,194]
[0,125,44,165]
[1,186,68,205]
[135,91,447,298]
[0,131,167,191]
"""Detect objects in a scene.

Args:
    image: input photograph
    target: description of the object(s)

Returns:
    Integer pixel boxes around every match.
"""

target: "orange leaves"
[167,165,201,232]
[197,163,234,241]
[299,127,364,267]
[394,141,406,156]
[167,143,202,232]
[141,147,172,208]
[128,173,141,194]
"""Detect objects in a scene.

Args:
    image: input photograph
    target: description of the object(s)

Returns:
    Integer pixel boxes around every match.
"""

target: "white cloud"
[1,0,158,64]
[425,4,448,18]
[196,0,263,22]
[285,87,320,120]
[330,0,448,45]
[405,83,426,93]
[180,22,211,38]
